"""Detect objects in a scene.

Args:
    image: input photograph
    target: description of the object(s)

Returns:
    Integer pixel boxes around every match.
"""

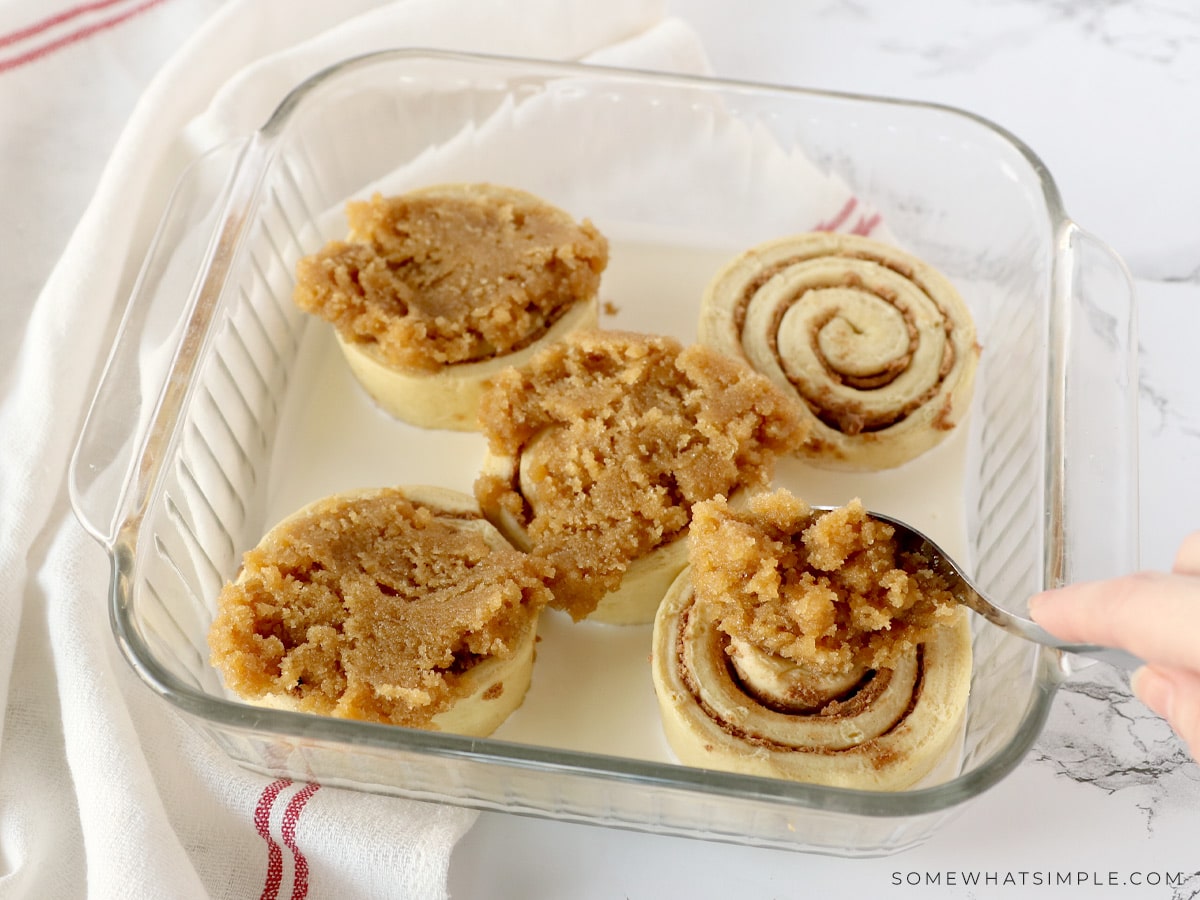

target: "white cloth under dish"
[0,2,711,898]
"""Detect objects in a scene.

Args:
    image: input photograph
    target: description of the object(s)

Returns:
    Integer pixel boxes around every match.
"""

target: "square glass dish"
[69,50,1138,856]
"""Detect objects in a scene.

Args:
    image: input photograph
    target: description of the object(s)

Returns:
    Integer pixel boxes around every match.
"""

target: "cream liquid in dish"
[265,235,972,767]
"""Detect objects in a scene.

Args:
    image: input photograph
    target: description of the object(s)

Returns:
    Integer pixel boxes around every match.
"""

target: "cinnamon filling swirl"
[700,233,979,470]
[651,492,973,789]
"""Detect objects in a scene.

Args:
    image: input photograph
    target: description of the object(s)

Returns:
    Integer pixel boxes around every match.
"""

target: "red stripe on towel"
[814,197,857,232]
[281,783,321,900]
[0,0,174,74]
[255,779,292,900]
[0,0,135,49]
[851,212,882,236]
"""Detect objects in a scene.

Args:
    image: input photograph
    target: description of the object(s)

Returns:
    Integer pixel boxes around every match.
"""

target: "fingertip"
[1129,665,1147,699]
[1027,592,1046,613]
[1173,531,1200,576]
[1026,586,1096,644]
[1130,665,1173,720]
[1027,588,1063,624]
[1133,666,1200,764]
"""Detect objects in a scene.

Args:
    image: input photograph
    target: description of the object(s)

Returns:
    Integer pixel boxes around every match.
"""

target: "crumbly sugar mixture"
[476,330,806,620]
[208,490,552,727]
[688,490,959,676]
[293,185,609,370]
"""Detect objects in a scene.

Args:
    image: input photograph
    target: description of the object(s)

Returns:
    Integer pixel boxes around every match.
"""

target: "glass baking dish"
[69,49,1138,856]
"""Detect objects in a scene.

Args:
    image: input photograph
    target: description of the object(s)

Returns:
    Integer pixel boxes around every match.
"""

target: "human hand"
[1028,532,1200,763]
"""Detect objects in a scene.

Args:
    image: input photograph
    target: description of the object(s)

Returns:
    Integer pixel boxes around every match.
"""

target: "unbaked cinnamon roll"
[699,232,979,470]
[652,491,973,790]
[294,184,608,430]
[475,330,805,625]
[207,486,552,736]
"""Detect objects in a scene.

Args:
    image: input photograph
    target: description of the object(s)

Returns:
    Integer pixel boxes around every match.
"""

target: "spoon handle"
[935,563,1145,671]
[990,614,1144,671]
[1042,640,1144,672]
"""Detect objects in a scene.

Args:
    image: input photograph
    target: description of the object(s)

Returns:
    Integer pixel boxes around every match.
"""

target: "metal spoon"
[823,507,1143,671]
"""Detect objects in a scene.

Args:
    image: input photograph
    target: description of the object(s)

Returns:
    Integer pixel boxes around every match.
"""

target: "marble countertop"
[450,2,1200,897]
[4,1,1192,896]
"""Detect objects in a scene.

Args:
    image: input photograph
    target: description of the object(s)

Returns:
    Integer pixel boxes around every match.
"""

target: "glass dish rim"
[102,47,1076,822]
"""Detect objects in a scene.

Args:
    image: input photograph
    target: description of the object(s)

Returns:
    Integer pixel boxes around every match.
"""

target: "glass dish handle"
[1053,222,1140,587]
[69,139,253,547]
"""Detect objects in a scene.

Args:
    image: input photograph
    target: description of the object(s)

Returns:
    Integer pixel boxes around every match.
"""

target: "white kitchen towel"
[0,2,710,898]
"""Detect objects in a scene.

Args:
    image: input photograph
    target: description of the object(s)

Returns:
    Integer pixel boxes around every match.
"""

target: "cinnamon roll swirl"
[699,233,979,470]
[651,491,973,790]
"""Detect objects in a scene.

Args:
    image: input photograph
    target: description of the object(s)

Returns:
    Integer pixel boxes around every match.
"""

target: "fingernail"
[1131,666,1174,720]
[1027,591,1052,620]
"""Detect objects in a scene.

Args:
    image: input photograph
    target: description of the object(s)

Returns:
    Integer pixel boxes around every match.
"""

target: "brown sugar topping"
[293,185,609,371]
[475,331,806,620]
[688,491,958,676]
[207,490,552,727]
